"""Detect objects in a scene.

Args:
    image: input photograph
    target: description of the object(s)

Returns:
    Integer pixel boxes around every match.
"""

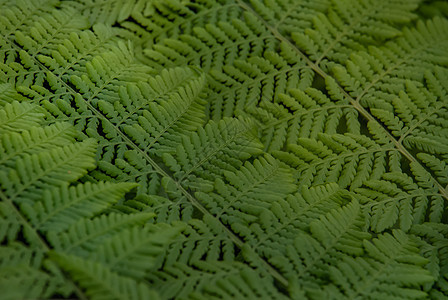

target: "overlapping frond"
[328,230,434,299]
[273,132,395,188]
[246,0,329,36]
[289,0,421,70]
[247,86,359,152]
[163,117,264,191]
[22,181,138,232]
[131,0,315,120]
[0,101,181,299]
[148,260,286,300]
[355,171,443,232]
[411,223,448,298]
[51,253,160,300]
[2,0,448,298]
[333,17,448,103]
[0,101,44,133]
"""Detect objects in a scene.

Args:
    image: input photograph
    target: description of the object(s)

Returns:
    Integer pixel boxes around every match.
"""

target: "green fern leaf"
[50,252,160,300]
[0,101,44,134]
[90,223,184,279]
[411,223,448,296]
[0,138,97,205]
[0,122,76,166]
[276,200,370,296]
[2,0,448,298]
[329,230,434,299]
[162,117,264,191]
[290,0,420,70]
[48,212,155,256]
[22,181,138,233]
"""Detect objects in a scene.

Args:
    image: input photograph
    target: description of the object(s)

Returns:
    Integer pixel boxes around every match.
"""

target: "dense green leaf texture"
[1,0,448,299]
[0,102,181,299]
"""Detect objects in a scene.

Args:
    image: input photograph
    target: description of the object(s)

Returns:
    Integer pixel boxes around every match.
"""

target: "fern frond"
[356,171,443,232]
[51,252,160,300]
[121,67,207,154]
[90,223,183,279]
[187,264,288,300]
[148,260,286,300]
[369,80,448,158]
[137,1,315,120]
[0,99,175,299]
[329,230,434,299]
[247,86,359,152]
[163,117,264,191]
[247,0,329,37]
[2,0,447,298]
[411,223,448,297]
[333,17,448,102]
[0,83,28,105]
[289,0,421,69]
[0,138,97,205]
[0,101,44,134]
[0,265,53,300]
[274,132,394,189]
[0,122,76,166]
[48,212,155,256]
[196,154,295,232]
[0,202,21,243]
[276,200,370,296]
[22,181,138,233]
[71,0,141,25]
[0,2,91,85]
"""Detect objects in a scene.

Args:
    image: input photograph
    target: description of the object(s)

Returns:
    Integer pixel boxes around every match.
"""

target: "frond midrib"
[3,32,291,289]
[236,0,448,204]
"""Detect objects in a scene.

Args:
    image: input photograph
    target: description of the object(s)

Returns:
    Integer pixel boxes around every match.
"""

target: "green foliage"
[1,0,447,299]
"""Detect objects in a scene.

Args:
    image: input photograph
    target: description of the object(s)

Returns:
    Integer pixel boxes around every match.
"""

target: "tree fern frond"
[50,252,160,300]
